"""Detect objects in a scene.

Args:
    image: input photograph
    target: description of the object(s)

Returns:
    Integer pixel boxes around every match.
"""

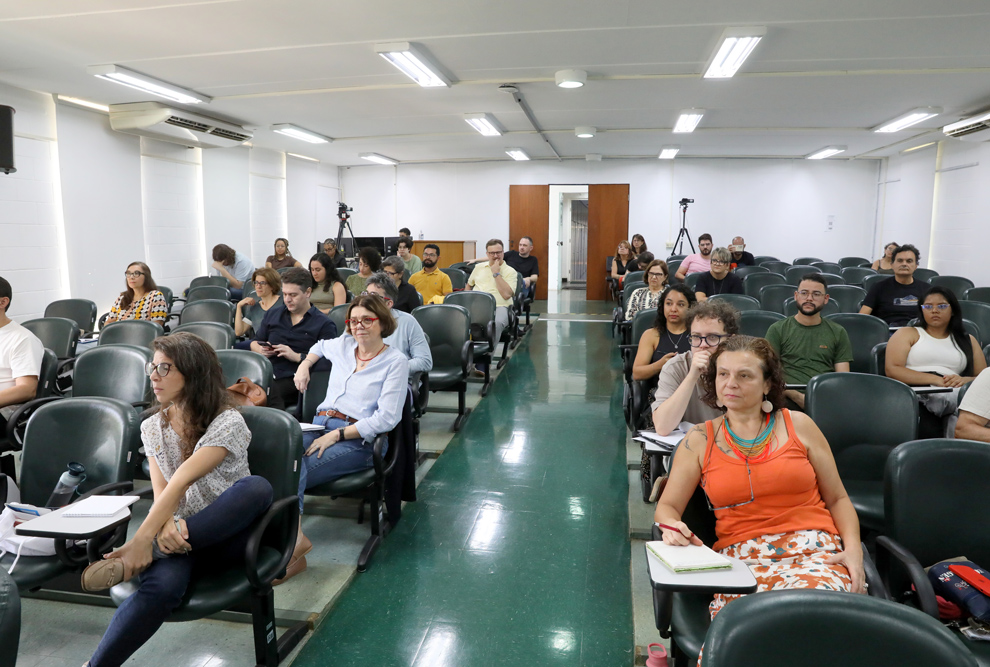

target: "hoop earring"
[761,395,773,413]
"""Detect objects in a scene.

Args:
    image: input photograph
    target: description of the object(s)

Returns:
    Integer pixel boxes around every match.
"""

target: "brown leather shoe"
[273,555,307,586]
[81,558,125,592]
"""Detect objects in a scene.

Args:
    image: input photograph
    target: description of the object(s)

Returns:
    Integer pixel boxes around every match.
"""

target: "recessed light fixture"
[555,69,587,88]
[464,113,503,136]
[806,146,846,160]
[271,124,332,144]
[673,110,705,133]
[575,126,596,138]
[359,152,398,165]
[586,153,602,162]
[504,148,530,161]
[287,153,319,162]
[704,27,767,79]
[874,107,943,133]
[375,42,450,88]
[86,64,211,105]
[658,145,680,160]
[55,95,109,113]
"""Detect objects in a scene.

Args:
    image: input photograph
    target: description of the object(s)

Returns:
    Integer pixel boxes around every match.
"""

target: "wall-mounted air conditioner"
[108,102,252,148]
[943,111,990,142]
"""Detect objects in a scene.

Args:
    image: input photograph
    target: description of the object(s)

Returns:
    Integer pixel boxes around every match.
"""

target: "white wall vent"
[943,111,990,142]
[108,102,252,148]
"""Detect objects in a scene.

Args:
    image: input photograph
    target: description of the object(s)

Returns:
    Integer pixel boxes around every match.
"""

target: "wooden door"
[587,184,629,300]
[508,185,550,300]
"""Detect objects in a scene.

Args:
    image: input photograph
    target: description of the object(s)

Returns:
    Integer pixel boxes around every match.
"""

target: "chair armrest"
[460,340,474,375]
[131,401,151,409]
[410,372,429,416]
[371,432,392,477]
[486,321,497,348]
[3,396,63,450]
[862,549,888,600]
[244,496,300,589]
[875,535,938,618]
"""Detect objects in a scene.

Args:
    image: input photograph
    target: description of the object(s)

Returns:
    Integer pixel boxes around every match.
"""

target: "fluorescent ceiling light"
[704,27,767,79]
[87,64,211,105]
[505,148,530,161]
[375,42,450,88]
[901,142,937,154]
[555,69,587,88]
[874,107,942,133]
[575,126,596,138]
[806,146,846,160]
[359,152,398,165]
[271,124,332,144]
[658,145,680,160]
[287,152,319,162]
[673,110,705,133]
[464,113,503,136]
[55,95,109,113]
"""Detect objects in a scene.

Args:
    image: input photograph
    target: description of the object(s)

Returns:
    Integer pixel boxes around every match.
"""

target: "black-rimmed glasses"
[145,362,173,377]
[124,271,145,278]
[689,333,727,347]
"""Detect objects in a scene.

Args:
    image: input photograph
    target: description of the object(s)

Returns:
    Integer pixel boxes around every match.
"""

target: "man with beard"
[408,243,453,304]
[859,243,929,327]
[765,273,853,410]
[504,236,539,300]
[674,233,714,281]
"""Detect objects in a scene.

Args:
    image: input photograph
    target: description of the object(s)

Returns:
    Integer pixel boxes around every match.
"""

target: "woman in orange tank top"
[654,335,865,631]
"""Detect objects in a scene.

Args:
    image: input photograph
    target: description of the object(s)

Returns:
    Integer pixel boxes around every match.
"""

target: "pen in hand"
[656,522,695,539]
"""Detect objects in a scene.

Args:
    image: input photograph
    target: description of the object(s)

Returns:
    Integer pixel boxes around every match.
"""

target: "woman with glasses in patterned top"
[105,262,169,326]
[654,335,865,656]
[624,259,670,320]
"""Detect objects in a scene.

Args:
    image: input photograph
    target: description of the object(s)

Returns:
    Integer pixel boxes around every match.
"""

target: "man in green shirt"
[765,274,853,410]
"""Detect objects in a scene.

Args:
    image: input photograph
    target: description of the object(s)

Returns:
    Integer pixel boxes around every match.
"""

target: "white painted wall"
[876,147,937,267]
[249,148,287,267]
[929,140,990,285]
[286,158,341,261]
[202,146,250,266]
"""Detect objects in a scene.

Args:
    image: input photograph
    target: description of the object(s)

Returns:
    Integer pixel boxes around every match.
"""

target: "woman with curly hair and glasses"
[105,262,168,325]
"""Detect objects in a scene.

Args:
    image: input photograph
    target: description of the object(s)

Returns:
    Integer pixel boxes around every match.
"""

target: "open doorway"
[561,197,588,290]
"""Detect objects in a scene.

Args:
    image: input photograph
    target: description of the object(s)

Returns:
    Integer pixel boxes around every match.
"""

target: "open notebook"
[646,540,732,573]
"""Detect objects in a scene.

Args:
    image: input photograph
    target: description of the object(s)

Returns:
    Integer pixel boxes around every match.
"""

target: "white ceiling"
[2,0,990,165]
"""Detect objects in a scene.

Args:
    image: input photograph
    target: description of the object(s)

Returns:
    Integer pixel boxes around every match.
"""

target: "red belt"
[317,409,357,424]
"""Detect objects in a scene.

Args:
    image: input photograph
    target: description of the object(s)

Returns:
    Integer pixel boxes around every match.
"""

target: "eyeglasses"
[383,270,402,277]
[710,260,728,266]
[145,362,173,377]
[487,251,504,256]
[702,457,756,512]
[921,303,950,311]
[422,253,438,258]
[689,333,727,347]
[360,291,393,304]
[346,317,380,329]
[124,271,145,278]
[647,272,666,279]
[796,290,825,299]
[253,280,268,287]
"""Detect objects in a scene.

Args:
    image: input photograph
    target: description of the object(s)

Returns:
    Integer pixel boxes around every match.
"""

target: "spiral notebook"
[646,540,732,573]
[61,495,140,518]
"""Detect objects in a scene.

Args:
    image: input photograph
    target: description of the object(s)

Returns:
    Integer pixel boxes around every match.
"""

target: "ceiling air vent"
[108,102,252,148]
[943,111,990,142]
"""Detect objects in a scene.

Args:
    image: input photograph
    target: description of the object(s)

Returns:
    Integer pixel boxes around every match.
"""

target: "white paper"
[61,495,139,518]
[299,423,325,432]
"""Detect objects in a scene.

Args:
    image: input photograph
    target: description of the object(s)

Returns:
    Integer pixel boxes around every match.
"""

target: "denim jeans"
[297,416,382,513]
[89,475,273,667]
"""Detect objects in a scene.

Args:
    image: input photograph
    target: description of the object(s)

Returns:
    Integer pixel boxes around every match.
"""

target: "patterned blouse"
[143,408,251,519]
[109,290,169,323]
[625,286,664,320]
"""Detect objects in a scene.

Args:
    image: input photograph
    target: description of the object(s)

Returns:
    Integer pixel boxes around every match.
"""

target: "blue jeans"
[89,476,273,667]
[298,416,381,513]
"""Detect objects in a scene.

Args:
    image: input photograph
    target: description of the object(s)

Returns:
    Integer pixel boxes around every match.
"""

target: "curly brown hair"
[700,335,786,412]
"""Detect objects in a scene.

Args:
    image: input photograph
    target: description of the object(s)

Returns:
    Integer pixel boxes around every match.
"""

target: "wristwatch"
[492,272,501,278]
[337,427,346,441]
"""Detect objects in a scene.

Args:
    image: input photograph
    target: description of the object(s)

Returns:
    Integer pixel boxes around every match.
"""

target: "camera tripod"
[672,200,695,255]
[335,203,358,259]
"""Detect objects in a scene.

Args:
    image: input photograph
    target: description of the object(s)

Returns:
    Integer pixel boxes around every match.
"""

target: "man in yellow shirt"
[467,239,518,343]
[408,244,453,304]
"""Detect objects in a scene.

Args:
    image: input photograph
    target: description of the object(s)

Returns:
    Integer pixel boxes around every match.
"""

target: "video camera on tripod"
[673,197,695,254]
[337,201,352,221]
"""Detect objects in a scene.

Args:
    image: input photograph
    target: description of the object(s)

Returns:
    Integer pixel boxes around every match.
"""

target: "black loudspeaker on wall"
[0,105,15,175]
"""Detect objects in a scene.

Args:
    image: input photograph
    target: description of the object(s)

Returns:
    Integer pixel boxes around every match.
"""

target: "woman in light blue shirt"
[286,294,408,583]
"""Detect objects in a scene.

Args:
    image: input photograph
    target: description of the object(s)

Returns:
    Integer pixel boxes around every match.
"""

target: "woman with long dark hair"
[871,242,898,274]
[81,333,273,666]
[105,262,168,325]
[266,237,302,270]
[632,283,696,384]
[308,252,346,314]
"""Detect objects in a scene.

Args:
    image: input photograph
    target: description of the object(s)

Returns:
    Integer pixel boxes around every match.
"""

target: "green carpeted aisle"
[292,308,632,666]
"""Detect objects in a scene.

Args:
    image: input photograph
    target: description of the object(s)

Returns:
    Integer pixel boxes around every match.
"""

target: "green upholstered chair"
[412,304,473,431]
[625,270,645,286]
[812,261,843,275]
[614,280,647,343]
[619,310,660,431]
[110,407,308,666]
[805,372,918,531]
[758,284,797,314]
[929,275,975,299]
[876,439,990,667]
[185,285,231,302]
[959,300,990,346]
[217,349,274,399]
[177,299,235,327]
[327,303,348,337]
[667,254,687,262]
[665,259,682,281]
[759,260,790,275]
[700,589,976,667]
[445,291,496,395]
[870,341,887,376]
[0,569,20,667]
[785,264,821,284]
[0,397,139,591]
[171,322,235,350]
[738,309,785,338]
[440,267,467,290]
[157,285,174,311]
[44,299,97,336]
[336,267,357,282]
[743,272,786,299]
[684,273,705,291]
[709,294,761,312]
[298,371,331,424]
[98,320,163,349]
[841,266,877,286]
[189,275,228,289]
[21,317,79,361]
[731,265,768,280]
[913,267,939,282]
[782,297,840,317]
[818,272,846,286]
[752,255,779,264]
[839,256,871,269]
[861,273,888,293]
[825,313,889,374]
[826,284,867,313]
[964,286,990,305]
[1,348,58,460]
[792,256,824,266]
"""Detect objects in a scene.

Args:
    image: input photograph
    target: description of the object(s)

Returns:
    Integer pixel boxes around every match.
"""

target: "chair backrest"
[189,275,228,290]
[620,281,647,308]
[440,267,467,290]
[44,299,97,334]
[336,267,357,282]
[792,256,824,266]
[98,320,163,349]
[752,255,779,264]
[824,313,889,374]
[784,264,821,284]
[21,317,79,359]
[666,254,687,262]
[216,349,274,395]
[73,345,152,404]
[444,291,496,328]
[630,309,656,344]
[178,298,235,326]
[861,273,888,294]
[817,272,845,286]
[186,285,231,302]
[412,304,471,372]
[985,342,990,365]
[826,285,867,313]
[19,397,138,506]
[300,370,331,423]
[840,266,877,286]
[928,275,975,299]
[782,297,839,317]
[871,341,887,375]
[738,310,785,338]
[171,322,235,350]
[805,372,918,480]
[0,568,20,667]
[701,589,977,667]
[665,259,682,278]
[885,439,990,573]
[743,272,786,299]
[838,256,871,269]
[683,273,704,291]
[625,270,645,285]
[758,284,798,313]
[158,285,174,310]
[327,304,348,336]
[913,267,939,282]
[759,260,790,274]
[708,294,762,311]
[964,286,990,304]
[811,261,843,274]
[36,348,59,399]
[732,265,768,280]
[958,300,990,346]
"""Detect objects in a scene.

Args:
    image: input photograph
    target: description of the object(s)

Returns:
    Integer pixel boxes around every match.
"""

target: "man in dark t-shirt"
[694,247,744,300]
[504,236,539,299]
[729,236,756,268]
[860,243,929,327]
